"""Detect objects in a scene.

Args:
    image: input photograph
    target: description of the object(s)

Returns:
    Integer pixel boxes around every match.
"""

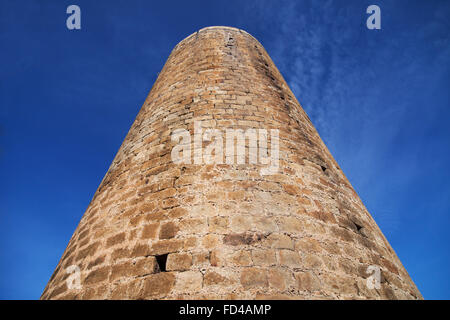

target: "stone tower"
[41,26,421,300]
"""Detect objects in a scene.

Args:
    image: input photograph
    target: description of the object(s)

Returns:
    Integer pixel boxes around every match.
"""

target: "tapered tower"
[41,26,421,300]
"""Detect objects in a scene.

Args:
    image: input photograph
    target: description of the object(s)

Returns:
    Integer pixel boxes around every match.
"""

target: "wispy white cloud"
[241,0,450,235]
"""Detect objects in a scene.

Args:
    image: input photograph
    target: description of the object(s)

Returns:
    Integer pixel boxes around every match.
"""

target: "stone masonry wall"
[41,26,422,300]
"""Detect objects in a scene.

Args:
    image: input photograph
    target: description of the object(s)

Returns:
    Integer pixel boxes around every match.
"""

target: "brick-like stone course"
[41,26,422,300]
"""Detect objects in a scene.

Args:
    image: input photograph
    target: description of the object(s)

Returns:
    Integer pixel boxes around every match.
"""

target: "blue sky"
[0,0,449,299]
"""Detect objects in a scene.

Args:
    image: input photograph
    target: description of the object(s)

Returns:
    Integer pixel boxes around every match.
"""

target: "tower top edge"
[174,26,261,49]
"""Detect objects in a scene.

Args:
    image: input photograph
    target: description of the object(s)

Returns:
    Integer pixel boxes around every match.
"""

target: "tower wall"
[41,26,421,300]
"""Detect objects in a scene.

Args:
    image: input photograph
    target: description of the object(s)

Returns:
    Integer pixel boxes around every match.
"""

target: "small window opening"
[321,165,327,172]
[354,222,363,232]
[155,254,168,272]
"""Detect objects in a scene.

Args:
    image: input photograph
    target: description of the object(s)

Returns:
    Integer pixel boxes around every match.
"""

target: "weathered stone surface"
[141,273,176,298]
[134,257,159,276]
[192,251,210,266]
[279,250,301,268]
[252,249,276,266]
[241,268,268,289]
[295,238,322,253]
[106,232,126,247]
[303,253,323,270]
[166,253,192,271]
[149,239,183,255]
[159,221,179,239]
[110,262,133,281]
[84,267,110,285]
[204,271,230,286]
[264,233,294,249]
[223,232,264,246]
[141,223,158,239]
[111,279,142,300]
[210,250,226,267]
[41,26,421,300]
[295,271,321,292]
[268,268,294,291]
[230,250,252,266]
[174,271,203,292]
[179,218,207,234]
[208,216,229,233]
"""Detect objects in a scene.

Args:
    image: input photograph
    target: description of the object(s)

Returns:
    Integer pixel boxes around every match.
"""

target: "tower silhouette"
[41,27,421,300]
